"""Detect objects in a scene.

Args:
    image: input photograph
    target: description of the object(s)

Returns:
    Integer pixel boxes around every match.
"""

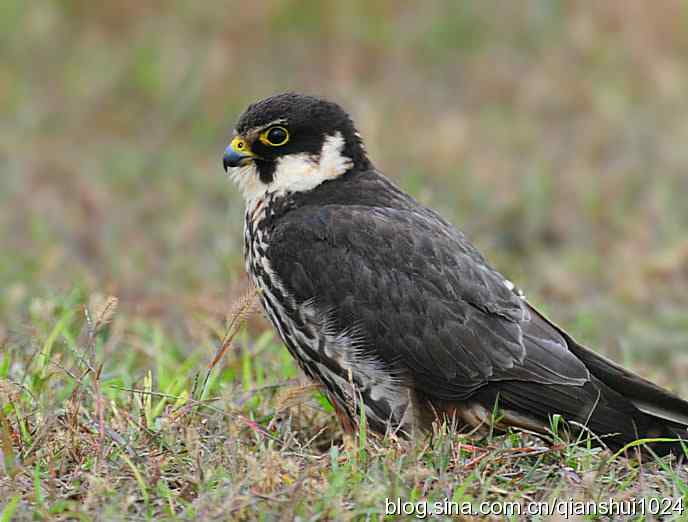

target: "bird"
[222,92,688,456]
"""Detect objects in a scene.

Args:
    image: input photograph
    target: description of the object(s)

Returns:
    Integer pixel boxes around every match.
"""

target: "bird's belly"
[245,230,416,434]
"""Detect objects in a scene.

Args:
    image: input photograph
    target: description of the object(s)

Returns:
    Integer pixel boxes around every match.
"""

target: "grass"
[2,303,687,521]
[2,1,688,520]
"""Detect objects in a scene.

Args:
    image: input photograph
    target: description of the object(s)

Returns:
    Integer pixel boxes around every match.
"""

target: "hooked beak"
[223,136,255,171]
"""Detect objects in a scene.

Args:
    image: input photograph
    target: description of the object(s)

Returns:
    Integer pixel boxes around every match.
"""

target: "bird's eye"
[261,126,289,147]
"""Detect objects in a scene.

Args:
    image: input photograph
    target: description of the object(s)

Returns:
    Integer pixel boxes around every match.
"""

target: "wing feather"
[268,204,589,401]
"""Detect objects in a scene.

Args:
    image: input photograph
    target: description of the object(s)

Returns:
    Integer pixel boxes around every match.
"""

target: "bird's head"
[223,93,371,203]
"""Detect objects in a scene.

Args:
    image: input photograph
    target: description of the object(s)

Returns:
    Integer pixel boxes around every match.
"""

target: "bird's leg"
[331,397,357,453]
[333,399,355,435]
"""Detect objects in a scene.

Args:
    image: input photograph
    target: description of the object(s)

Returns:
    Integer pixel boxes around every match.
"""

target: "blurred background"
[2,1,688,390]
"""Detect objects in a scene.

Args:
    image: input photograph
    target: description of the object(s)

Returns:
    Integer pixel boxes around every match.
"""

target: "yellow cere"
[230,136,252,155]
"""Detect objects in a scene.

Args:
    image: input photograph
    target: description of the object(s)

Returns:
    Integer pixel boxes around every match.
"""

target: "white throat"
[228,131,353,207]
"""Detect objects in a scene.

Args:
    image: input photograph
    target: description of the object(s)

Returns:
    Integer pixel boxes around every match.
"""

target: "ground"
[2,2,688,520]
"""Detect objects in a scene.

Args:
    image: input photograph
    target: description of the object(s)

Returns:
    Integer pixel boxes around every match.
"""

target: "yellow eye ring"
[260,126,290,147]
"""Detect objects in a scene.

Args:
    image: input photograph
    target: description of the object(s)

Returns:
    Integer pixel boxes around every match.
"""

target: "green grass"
[2,1,688,520]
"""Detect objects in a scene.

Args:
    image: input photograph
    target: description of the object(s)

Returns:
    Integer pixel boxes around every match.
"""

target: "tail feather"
[529,305,688,456]
[631,412,688,457]
[594,376,688,457]
[567,339,688,426]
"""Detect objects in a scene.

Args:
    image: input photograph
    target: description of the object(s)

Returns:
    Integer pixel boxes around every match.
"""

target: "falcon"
[222,92,688,456]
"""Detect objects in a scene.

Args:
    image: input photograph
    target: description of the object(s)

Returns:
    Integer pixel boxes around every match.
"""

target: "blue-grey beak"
[223,146,252,171]
[223,136,256,171]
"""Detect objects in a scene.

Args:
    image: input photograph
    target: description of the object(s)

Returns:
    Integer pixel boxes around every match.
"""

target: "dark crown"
[236,93,371,171]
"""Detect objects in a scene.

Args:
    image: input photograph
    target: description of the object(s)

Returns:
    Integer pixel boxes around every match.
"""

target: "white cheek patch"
[269,131,353,196]
[228,131,354,206]
[318,132,355,180]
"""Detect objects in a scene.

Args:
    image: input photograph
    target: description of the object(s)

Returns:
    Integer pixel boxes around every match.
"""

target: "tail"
[585,375,688,457]
[564,337,688,457]
[530,306,688,457]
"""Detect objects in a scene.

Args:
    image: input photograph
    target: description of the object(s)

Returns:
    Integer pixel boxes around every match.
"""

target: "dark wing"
[268,203,591,404]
